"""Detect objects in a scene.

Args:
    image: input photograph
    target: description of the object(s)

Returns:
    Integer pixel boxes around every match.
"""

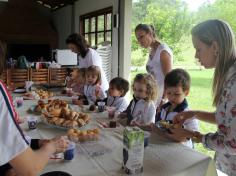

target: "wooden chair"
[30,69,49,85]
[49,68,67,85]
[0,70,8,85]
[8,69,29,87]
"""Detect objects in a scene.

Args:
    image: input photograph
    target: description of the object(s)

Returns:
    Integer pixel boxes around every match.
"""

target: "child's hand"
[77,92,83,96]
[117,112,127,119]
[130,120,141,127]
[66,79,73,87]
[72,92,79,96]
[130,120,136,126]
[117,118,128,126]
[77,100,84,107]
[95,85,101,98]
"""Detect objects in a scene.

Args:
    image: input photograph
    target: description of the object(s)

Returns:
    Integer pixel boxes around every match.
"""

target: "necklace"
[149,41,160,60]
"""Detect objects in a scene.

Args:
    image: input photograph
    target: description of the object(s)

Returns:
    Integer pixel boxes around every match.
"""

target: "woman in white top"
[0,40,69,176]
[66,33,109,91]
[135,24,173,107]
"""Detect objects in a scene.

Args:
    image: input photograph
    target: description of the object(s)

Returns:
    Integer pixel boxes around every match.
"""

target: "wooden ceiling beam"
[36,0,77,11]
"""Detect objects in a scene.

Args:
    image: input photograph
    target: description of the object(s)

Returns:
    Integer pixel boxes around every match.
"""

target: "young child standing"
[154,69,199,148]
[123,73,157,126]
[81,65,106,105]
[105,77,129,112]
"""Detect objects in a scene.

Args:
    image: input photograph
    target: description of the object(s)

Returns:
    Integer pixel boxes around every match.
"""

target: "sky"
[183,0,216,11]
[133,0,216,11]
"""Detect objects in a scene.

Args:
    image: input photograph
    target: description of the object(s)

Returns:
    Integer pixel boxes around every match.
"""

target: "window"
[80,7,112,47]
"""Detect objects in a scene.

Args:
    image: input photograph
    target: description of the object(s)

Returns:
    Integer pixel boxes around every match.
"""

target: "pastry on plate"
[67,128,100,142]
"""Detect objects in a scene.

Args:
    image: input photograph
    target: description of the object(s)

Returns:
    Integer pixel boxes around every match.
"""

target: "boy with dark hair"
[105,77,129,112]
[155,69,198,148]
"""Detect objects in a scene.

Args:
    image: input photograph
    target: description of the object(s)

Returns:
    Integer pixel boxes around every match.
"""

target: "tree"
[132,0,192,65]
[195,0,236,34]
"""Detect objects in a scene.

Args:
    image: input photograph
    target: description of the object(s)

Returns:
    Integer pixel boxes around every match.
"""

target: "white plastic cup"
[27,116,38,130]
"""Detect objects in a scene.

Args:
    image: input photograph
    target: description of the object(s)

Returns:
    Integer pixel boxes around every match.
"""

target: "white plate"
[41,113,88,130]
[43,120,73,130]
[13,89,26,93]
[41,117,83,130]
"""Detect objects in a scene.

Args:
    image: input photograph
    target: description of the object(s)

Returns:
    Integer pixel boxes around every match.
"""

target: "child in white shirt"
[79,65,106,105]
[154,69,199,148]
[121,73,158,126]
[105,77,129,112]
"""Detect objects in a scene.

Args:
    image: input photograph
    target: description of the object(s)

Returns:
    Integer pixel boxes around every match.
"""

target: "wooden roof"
[36,0,77,11]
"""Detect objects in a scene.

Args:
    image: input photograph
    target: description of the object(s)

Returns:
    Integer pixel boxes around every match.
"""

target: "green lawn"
[188,69,216,158]
[129,69,216,158]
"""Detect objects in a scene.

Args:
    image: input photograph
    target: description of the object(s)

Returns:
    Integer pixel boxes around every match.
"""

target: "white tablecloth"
[16,96,217,176]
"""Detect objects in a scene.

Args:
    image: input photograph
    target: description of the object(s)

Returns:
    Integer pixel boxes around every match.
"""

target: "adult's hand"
[9,137,68,176]
[150,123,161,133]
[166,128,195,142]
[173,111,195,126]
[50,136,70,153]
[150,123,194,142]
[150,123,166,136]
[38,139,50,148]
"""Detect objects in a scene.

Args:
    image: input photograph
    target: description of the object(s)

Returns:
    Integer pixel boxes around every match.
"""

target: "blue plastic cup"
[64,142,76,161]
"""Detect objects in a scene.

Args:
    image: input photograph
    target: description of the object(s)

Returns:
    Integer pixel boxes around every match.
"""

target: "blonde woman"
[135,24,173,108]
[172,20,236,175]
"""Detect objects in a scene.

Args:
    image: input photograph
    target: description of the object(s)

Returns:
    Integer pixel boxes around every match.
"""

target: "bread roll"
[77,119,85,127]
[50,108,61,117]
